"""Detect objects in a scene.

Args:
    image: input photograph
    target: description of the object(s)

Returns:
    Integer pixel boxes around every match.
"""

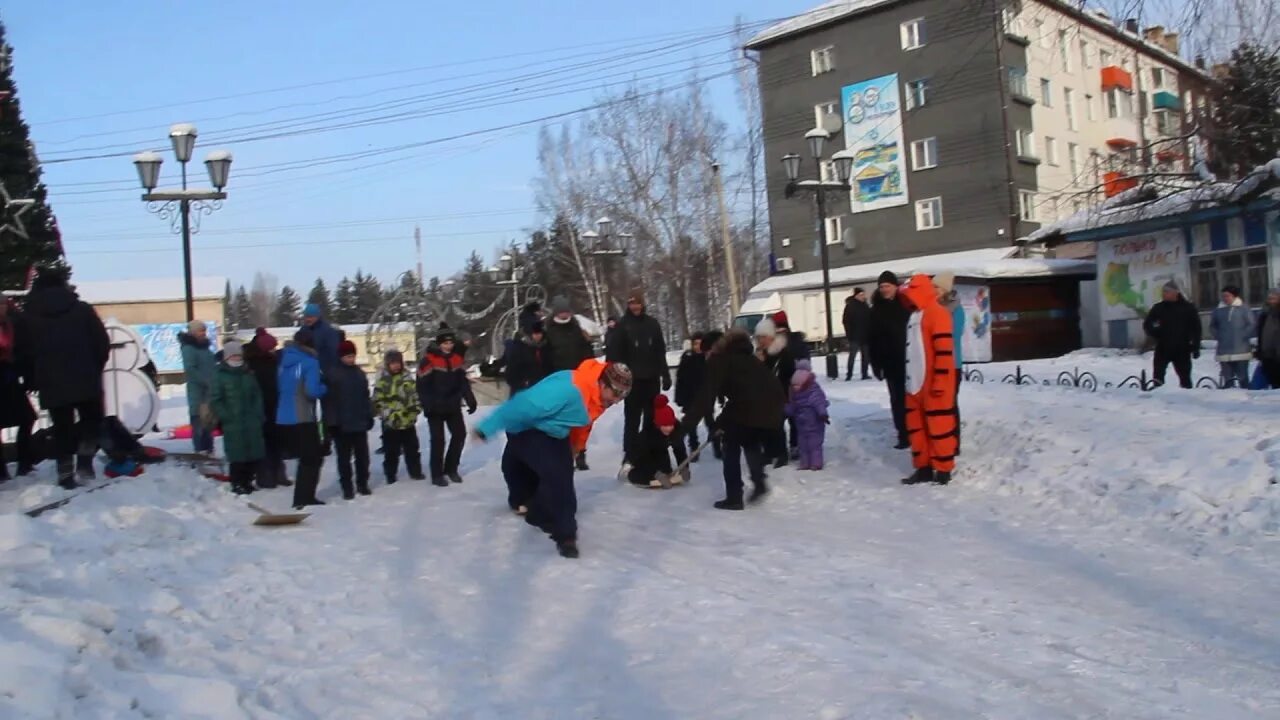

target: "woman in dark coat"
[504,318,551,396]
[244,328,289,488]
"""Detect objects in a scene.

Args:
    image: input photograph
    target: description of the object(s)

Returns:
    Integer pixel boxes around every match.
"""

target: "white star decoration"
[0,181,35,240]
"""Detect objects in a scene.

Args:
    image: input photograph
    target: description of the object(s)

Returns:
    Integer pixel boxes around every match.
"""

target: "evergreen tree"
[352,269,384,323]
[0,23,63,289]
[232,285,253,329]
[306,277,333,319]
[222,281,233,328]
[271,286,302,327]
[1210,43,1280,180]
[332,276,356,324]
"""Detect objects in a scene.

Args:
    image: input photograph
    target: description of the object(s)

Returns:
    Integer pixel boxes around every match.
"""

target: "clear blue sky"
[6,0,811,294]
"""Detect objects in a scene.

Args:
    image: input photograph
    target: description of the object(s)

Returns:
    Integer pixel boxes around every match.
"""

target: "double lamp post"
[782,128,854,380]
[132,124,234,322]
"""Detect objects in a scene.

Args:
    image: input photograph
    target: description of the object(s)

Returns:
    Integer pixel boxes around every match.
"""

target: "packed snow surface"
[1,350,1278,718]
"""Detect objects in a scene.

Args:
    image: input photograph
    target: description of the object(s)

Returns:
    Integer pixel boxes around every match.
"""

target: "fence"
[961,365,1233,392]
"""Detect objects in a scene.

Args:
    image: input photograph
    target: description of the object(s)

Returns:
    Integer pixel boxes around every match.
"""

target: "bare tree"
[248,272,278,328]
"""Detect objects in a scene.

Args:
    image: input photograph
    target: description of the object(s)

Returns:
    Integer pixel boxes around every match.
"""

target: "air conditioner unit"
[776,256,796,272]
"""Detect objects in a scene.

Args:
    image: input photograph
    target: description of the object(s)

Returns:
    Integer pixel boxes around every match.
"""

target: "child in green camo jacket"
[373,350,424,483]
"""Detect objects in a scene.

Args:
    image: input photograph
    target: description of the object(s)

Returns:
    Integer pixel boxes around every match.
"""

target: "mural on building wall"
[135,322,219,373]
[955,285,993,363]
[841,74,908,214]
[1097,231,1188,321]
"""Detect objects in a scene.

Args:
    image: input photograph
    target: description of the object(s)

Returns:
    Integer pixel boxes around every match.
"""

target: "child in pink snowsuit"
[784,360,829,470]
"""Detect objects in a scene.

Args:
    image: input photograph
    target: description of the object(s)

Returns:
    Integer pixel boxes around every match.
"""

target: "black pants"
[628,433,689,484]
[427,411,466,478]
[48,400,103,473]
[255,422,284,488]
[335,431,370,495]
[721,421,770,503]
[282,423,324,507]
[845,342,870,379]
[229,461,257,491]
[684,414,719,456]
[623,377,661,463]
[1263,359,1280,389]
[504,429,577,541]
[382,425,422,480]
[884,374,907,443]
[1153,349,1193,389]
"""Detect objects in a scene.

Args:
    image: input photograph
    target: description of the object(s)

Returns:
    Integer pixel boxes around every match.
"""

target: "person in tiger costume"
[898,274,957,486]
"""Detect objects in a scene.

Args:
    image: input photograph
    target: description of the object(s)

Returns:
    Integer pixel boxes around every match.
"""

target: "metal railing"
[961,365,1231,391]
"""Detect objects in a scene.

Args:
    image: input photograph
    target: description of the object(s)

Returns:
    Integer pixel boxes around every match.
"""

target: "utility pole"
[711,162,740,322]
[991,0,1021,246]
[414,225,424,283]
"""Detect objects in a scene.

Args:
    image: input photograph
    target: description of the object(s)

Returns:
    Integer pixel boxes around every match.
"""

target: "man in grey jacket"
[1210,285,1255,388]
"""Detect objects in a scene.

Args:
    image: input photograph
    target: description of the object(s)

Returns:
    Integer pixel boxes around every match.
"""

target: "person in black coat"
[505,317,550,396]
[608,290,671,466]
[867,271,910,449]
[328,340,375,499]
[1143,281,1202,389]
[603,316,622,359]
[627,395,688,487]
[0,298,36,480]
[754,316,796,466]
[842,288,872,381]
[14,268,110,488]
[417,325,477,486]
[243,328,288,488]
[681,329,786,510]
[674,333,714,458]
[544,296,595,372]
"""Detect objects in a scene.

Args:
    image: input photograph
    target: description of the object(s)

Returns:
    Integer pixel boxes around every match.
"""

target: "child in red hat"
[627,394,689,488]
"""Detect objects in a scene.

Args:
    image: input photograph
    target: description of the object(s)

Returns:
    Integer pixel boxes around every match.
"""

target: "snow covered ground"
[1,351,1279,718]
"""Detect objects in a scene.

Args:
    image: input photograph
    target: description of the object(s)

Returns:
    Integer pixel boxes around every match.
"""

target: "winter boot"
[748,482,770,505]
[894,438,911,450]
[56,458,78,490]
[431,476,449,487]
[357,482,372,496]
[232,480,255,495]
[575,452,589,472]
[772,455,788,469]
[933,471,952,486]
[448,472,463,484]
[556,539,580,559]
[385,473,398,485]
[76,455,96,481]
[714,498,745,511]
[342,490,356,501]
[901,467,934,485]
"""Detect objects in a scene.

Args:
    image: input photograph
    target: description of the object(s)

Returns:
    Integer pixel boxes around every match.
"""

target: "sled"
[246,501,309,527]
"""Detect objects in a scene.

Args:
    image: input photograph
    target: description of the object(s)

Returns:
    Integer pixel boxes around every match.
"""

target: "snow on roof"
[75,276,227,304]
[746,0,893,48]
[750,247,1093,295]
[1028,158,1280,243]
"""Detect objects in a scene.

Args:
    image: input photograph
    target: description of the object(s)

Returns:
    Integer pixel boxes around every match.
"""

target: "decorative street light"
[781,129,854,380]
[585,216,629,320]
[132,123,233,322]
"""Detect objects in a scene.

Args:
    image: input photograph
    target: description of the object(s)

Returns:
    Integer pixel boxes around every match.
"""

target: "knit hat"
[303,303,322,318]
[187,319,206,334]
[627,289,645,306]
[791,368,814,388]
[293,327,315,348]
[223,339,244,358]
[338,339,357,358]
[436,323,457,345]
[653,394,676,428]
[384,350,404,367]
[1162,280,1181,294]
[795,358,812,372]
[254,327,278,352]
[878,270,899,285]
[602,362,633,398]
[853,286,866,296]
[550,296,572,316]
[933,271,956,294]
[772,311,790,331]
[754,317,777,338]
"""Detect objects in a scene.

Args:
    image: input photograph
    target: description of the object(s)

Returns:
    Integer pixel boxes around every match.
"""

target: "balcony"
[1152,91,1180,110]
[1101,66,1134,92]
[1103,171,1139,198]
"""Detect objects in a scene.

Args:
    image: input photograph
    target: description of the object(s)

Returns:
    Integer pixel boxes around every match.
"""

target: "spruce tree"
[352,270,384,323]
[0,22,63,290]
[222,281,234,328]
[271,286,302,327]
[232,285,253,329]
[306,277,333,319]
[332,276,356,324]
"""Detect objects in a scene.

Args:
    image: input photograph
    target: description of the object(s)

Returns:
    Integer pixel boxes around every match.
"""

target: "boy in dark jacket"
[418,326,477,486]
[373,350,423,483]
[1143,281,1202,389]
[209,340,265,495]
[675,333,715,459]
[681,329,786,511]
[628,395,689,488]
[505,317,551,396]
[328,340,375,499]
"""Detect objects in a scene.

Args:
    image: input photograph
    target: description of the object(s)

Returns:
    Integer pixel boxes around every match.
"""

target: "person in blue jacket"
[933,273,966,454]
[277,327,328,509]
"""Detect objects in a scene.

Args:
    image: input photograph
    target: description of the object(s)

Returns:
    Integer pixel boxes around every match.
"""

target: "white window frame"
[1035,19,1049,48]
[1040,78,1053,106]
[900,18,926,51]
[1068,142,1080,179]
[1150,67,1165,90]
[1016,128,1037,159]
[1058,29,1072,71]
[905,78,929,109]
[910,137,938,170]
[1106,88,1131,119]
[824,214,846,245]
[1080,39,1092,68]
[1154,108,1175,136]
[811,46,836,76]
[814,100,841,132]
[1045,136,1059,166]
[1019,190,1038,221]
[1064,88,1076,130]
[780,236,791,247]
[915,197,943,230]
[819,160,838,183]
[1086,93,1096,121]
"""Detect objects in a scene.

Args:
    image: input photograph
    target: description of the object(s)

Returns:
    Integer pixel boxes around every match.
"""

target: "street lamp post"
[132,124,233,322]
[781,128,855,380]
[584,216,629,320]
[489,253,521,314]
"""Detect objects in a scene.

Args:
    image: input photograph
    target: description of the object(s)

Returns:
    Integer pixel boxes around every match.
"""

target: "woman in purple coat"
[784,360,829,470]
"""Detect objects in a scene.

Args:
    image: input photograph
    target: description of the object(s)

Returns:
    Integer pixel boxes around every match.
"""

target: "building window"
[915,197,943,230]
[1016,129,1036,159]
[1154,109,1176,136]
[1068,142,1080,179]
[1019,190,1038,221]
[1045,137,1059,165]
[1086,93,1096,121]
[1193,249,1270,310]
[780,237,791,247]
[1035,19,1049,48]
[1100,48,1113,67]
[1040,78,1053,106]
[811,46,836,75]
[1106,88,1131,119]
[1150,67,1165,89]
[1080,39,1092,68]
[1064,88,1076,130]
[814,100,841,133]
[1058,29,1071,71]
[910,137,938,170]
[900,18,926,50]
[819,160,837,183]
[905,78,929,109]
[1008,66,1029,98]
[824,214,846,245]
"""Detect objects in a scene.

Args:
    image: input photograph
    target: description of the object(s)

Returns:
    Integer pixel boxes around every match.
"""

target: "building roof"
[748,247,1094,296]
[74,276,227,305]
[746,0,896,48]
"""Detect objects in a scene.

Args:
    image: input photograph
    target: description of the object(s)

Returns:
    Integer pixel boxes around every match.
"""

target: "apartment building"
[745,0,1211,273]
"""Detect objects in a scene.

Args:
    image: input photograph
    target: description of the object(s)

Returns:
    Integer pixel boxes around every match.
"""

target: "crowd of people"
[1142,282,1280,389]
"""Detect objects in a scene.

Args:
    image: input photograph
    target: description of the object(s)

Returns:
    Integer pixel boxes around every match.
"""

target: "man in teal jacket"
[179,320,217,455]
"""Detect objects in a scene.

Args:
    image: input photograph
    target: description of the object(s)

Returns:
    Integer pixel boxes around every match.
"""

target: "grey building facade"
[747,0,1038,274]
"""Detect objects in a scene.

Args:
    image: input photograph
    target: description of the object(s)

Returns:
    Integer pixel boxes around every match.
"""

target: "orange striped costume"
[900,274,958,473]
